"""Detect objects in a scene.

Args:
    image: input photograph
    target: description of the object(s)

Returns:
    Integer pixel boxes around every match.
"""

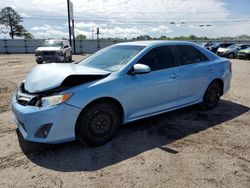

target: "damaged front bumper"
[36,55,64,63]
[12,94,82,144]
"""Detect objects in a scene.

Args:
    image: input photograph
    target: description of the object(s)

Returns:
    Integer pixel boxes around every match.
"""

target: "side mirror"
[64,45,69,48]
[129,64,151,75]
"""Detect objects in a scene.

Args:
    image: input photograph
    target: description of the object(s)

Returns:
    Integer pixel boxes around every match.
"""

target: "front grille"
[16,82,40,106]
[42,51,56,55]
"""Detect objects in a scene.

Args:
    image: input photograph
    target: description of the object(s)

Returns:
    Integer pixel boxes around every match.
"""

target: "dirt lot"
[0,54,249,188]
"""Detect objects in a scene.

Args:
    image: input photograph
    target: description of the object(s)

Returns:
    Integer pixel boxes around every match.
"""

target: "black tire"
[76,102,122,146]
[68,54,72,62]
[200,81,222,110]
[36,60,43,64]
[228,52,235,59]
[61,54,66,63]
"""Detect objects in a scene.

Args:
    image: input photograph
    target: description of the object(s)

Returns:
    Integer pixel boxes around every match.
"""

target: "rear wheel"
[200,81,222,110]
[76,102,122,146]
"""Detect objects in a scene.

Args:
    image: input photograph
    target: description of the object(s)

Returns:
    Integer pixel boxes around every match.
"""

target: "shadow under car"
[17,99,249,172]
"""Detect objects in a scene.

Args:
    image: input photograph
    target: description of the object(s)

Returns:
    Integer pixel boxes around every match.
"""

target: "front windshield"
[211,43,219,47]
[79,45,144,72]
[42,41,63,47]
[227,44,238,49]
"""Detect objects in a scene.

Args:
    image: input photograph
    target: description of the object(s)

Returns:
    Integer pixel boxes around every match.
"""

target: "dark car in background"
[208,42,234,53]
[202,41,214,49]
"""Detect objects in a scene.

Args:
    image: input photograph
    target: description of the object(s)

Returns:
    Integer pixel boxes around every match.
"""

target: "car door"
[123,45,180,120]
[236,45,247,56]
[175,45,211,106]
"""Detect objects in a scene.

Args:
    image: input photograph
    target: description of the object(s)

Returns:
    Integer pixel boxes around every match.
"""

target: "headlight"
[35,51,42,56]
[41,93,72,107]
[56,51,63,56]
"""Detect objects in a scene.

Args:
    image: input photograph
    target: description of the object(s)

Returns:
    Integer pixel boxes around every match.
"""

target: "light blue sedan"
[12,41,232,146]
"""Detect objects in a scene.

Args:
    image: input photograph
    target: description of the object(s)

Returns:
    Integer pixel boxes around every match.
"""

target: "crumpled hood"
[24,63,110,93]
[36,46,62,51]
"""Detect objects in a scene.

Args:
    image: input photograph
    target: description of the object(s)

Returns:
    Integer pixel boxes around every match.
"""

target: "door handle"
[207,66,212,71]
[170,73,179,79]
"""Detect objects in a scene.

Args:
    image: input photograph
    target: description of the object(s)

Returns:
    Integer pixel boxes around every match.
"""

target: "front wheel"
[200,81,222,110]
[36,59,43,64]
[76,102,122,146]
[68,54,72,62]
[62,54,67,63]
[228,52,235,59]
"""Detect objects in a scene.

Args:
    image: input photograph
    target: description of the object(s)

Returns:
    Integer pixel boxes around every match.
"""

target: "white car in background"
[35,39,72,64]
[216,44,250,58]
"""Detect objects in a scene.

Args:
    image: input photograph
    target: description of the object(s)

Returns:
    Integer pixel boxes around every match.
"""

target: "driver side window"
[137,46,175,71]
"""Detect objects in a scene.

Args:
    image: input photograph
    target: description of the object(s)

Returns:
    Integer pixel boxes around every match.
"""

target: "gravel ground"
[0,54,249,188]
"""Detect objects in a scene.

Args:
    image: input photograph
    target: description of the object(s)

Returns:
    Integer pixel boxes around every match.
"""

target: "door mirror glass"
[132,64,151,74]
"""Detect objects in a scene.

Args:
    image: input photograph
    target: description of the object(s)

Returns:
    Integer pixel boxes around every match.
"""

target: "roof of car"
[237,43,250,46]
[115,40,197,47]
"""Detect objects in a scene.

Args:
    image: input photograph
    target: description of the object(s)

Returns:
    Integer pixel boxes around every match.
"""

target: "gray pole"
[72,19,76,54]
[67,0,72,47]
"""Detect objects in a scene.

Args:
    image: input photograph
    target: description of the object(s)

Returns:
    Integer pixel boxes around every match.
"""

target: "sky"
[0,0,250,39]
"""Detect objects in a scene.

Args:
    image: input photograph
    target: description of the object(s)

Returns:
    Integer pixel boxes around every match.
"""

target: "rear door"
[175,45,212,106]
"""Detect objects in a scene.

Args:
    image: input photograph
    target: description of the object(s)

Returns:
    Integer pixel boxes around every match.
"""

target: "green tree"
[0,7,27,39]
[135,35,152,40]
[76,34,86,40]
[189,35,197,40]
[23,32,34,39]
[159,35,171,40]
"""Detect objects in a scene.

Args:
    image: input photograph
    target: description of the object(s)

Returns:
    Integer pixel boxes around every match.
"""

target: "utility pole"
[67,0,71,47]
[72,19,76,53]
[92,28,94,40]
[96,27,100,50]
[67,0,75,53]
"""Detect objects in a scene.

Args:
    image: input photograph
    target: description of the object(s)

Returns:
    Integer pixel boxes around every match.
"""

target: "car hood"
[239,48,250,53]
[217,48,229,52]
[36,46,62,51]
[24,63,110,93]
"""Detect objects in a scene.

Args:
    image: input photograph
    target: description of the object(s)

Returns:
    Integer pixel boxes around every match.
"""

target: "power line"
[17,9,250,14]
[21,14,250,20]
[22,16,250,25]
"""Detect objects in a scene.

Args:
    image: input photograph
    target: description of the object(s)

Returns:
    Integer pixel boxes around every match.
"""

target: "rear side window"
[137,46,175,71]
[241,45,247,49]
[176,45,208,65]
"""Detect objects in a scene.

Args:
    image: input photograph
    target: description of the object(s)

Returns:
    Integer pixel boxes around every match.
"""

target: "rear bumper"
[12,95,81,144]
